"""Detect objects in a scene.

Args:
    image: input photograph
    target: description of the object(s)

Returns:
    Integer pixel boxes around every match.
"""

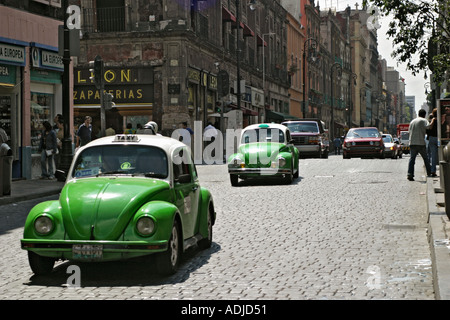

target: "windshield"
[72,145,168,179]
[285,122,319,133]
[241,128,285,144]
[401,132,409,140]
[382,135,393,143]
[346,128,381,139]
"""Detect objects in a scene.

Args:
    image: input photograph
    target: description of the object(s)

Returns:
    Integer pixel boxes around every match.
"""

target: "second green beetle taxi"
[228,123,300,186]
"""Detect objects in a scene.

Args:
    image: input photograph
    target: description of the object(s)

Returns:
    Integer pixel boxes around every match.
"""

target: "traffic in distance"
[20,120,409,275]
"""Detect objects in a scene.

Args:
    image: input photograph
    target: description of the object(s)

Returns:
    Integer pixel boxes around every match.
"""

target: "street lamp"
[348,73,357,128]
[302,38,318,118]
[330,62,342,143]
[262,33,275,108]
[57,0,74,179]
[235,0,257,112]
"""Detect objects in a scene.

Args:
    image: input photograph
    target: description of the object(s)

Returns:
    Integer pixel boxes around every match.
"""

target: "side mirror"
[55,169,67,182]
[176,174,191,184]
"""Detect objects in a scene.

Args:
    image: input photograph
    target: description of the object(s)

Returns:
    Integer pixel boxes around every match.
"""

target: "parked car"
[282,119,329,158]
[382,133,401,159]
[21,134,216,275]
[228,123,300,186]
[342,127,385,159]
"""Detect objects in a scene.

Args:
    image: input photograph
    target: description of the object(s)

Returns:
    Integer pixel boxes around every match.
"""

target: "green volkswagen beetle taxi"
[228,123,299,186]
[21,134,215,275]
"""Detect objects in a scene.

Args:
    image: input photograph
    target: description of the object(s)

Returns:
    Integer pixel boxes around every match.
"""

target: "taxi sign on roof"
[113,134,140,142]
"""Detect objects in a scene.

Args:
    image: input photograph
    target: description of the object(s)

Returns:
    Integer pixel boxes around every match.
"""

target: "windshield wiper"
[97,170,127,176]
[133,172,167,179]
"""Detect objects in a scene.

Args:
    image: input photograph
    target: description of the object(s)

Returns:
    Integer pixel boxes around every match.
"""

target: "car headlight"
[233,157,242,165]
[136,216,155,236]
[278,157,287,167]
[34,215,54,235]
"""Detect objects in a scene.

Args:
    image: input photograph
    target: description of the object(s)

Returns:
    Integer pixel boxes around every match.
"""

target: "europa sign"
[74,67,154,105]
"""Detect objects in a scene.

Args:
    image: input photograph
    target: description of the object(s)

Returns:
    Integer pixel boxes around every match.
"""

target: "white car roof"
[79,134,187,155]
[243,123,289,132]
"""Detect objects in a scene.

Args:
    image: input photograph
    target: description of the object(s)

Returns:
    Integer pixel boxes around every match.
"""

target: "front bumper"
[228,167,292,176]
[21,239,168,261]
[343,146,383,157]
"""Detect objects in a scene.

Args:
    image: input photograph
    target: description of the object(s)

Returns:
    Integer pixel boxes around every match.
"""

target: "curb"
[427,176,450,300]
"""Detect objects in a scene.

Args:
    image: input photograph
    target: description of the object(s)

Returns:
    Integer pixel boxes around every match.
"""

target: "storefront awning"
[265,110,300,122]
[231,20,245,29]
[222,6,236,22]
[257,35,267,47]
[243,108,258,116]
[243,24,255,37]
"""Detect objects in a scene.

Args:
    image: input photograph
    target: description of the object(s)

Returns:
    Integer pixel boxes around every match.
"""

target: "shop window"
[0,96,11,145]
[30,92,53,155]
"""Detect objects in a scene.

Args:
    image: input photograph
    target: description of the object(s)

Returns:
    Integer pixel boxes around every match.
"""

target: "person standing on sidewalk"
[76,116,92,148]
[426,108,438,177]
[38,121,58,180]
[407,109,432,181]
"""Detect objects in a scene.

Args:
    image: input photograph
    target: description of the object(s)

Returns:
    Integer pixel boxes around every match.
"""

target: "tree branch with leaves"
[363,0,450,86]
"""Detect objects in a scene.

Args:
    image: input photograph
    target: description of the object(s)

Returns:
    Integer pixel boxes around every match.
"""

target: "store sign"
[251,87,264,108]
[0,43,25,66]
[74,67,154,105]
[41,50,64,70]
[0,64,16,86]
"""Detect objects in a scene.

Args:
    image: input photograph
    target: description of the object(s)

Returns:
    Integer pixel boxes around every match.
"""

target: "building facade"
[0,0,67,179]
[73,0,291,134]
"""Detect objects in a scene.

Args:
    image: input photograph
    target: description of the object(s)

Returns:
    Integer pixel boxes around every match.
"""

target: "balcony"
[82,6,129,33]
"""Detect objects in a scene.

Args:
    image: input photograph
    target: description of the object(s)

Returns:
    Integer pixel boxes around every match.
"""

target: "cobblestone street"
[0,155,434,300]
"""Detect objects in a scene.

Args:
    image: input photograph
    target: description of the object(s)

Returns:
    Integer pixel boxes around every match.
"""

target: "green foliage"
[363,0,450,85]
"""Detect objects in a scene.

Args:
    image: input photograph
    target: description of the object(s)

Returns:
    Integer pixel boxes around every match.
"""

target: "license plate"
[73,244,103,260]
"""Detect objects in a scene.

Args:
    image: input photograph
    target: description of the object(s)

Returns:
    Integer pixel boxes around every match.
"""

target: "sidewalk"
[0,171,449,299]
[0,178,64,206]
[427,173,450,300]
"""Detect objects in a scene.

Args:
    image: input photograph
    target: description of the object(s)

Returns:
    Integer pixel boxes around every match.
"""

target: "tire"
[198,208,213,250]
[156,220,181,275]
[283,164,293,184]
[230,174,239,186]
[28,251,55,275]
[293,166,299,179]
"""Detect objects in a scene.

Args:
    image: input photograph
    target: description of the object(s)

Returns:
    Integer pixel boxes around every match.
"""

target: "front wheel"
[198,209,213,250]
[230,174,239,186]
[28,251,55,275]
[156,220,181,275]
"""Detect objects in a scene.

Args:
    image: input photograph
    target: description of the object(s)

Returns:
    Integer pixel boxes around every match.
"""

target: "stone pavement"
[0,178,64,206]
[1,170,449,299]
[427,171,450,300]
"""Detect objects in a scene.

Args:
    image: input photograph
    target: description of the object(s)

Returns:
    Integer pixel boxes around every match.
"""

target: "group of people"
[407,108,438,181]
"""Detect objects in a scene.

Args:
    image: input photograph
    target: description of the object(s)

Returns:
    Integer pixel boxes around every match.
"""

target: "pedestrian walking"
[407,109,432,181]
[38,121,58,180]
[333,136,342,155]
[54,116,64,167]
[182,121,194,136]
[105,124,116,136]
[76,116,92,148]
[124,123,136,134]
[426,108,438,177]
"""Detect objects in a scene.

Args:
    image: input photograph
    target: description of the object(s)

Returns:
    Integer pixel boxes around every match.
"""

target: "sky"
[319,0,429,114]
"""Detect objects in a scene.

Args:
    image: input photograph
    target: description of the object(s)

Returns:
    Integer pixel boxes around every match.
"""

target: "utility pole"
[57,0,74,179]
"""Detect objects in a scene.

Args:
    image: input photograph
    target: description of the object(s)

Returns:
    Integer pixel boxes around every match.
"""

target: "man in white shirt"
[407,109,432,181]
